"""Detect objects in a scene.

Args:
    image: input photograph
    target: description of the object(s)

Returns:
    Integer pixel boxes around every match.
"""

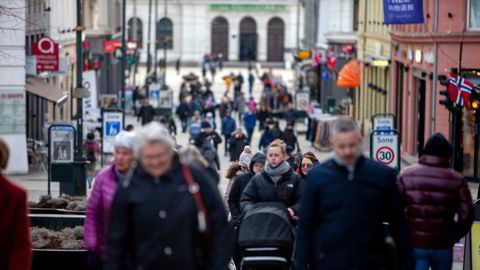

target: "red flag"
[327,53,336,70]
[448,73,473,108]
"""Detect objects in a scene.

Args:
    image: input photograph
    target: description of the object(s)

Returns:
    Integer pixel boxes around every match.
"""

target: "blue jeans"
[414,248,453,270]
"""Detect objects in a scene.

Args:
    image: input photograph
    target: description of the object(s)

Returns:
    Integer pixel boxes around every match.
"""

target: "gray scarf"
[264,161,291,184]
[114,167,128,183]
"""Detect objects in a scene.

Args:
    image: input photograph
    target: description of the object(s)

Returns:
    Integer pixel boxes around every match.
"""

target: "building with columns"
[126,0,302,63]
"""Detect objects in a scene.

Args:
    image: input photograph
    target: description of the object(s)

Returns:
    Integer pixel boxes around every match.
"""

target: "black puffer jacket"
[228,153,266,220]
[240,165,303,215]
[105,157,232,270]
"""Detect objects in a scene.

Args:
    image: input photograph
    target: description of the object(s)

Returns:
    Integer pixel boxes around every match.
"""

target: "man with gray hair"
[294,116,411,270]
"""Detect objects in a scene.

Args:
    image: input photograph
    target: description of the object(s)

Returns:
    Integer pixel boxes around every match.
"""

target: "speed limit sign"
[370,130,400,171]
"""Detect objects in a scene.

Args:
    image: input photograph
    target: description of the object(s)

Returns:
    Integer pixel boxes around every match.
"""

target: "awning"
[337,60,361,88]
[26,78,68,104]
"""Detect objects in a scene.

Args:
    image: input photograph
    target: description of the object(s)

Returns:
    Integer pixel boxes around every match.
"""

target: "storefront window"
[461,71,480,177]
[470,0,480,29]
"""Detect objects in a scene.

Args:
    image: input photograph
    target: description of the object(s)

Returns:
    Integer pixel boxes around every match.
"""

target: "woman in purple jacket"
[84,131,136,269]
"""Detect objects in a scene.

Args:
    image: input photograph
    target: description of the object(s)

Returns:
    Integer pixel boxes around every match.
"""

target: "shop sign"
[415,49,422,63]
[407,49,413,61]
[209,4,287,12]
[0,88,26,134]
[384,0,425,25]
[424,51,435,65]
[33,37,59,72]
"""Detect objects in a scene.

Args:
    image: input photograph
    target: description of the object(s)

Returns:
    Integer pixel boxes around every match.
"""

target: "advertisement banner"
[49,126,75,164]
[33,37,60,72]
[82,70,99,121]
[384,0,424,25]
[102,111,124,154]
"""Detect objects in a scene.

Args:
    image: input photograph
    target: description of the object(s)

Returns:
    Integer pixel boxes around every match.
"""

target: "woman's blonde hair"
[267,139,287,155]
[0,138,9,170]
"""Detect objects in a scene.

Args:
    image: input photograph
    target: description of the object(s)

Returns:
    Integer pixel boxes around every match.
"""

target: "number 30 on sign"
[370,131,400,171]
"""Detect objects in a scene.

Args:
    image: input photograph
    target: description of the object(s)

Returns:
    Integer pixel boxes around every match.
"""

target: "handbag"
[181,164,212,270]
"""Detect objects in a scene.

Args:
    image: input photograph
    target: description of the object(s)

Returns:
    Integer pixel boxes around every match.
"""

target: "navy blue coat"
[222,116,236,136]
[294,156,410,270]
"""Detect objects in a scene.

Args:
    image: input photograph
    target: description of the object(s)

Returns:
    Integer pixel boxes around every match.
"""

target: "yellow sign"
[372,60,389,67]
[472,222,480,269]
[296,50,311,60]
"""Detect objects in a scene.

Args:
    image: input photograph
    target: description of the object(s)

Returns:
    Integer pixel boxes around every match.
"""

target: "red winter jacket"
[0,175,32,270]
[398,155,474,248]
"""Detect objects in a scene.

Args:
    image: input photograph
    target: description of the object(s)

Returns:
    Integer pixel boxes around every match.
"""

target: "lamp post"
[120,0,127,111]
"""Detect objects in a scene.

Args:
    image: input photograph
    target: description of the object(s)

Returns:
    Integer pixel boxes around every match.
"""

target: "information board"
[296,92,310,112]
[49,125,75,164]
[370,130,400,171]
[372,114,396,132]
[102,110,124,154]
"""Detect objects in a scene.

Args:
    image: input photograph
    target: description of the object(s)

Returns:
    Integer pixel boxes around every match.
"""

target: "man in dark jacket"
[398,133,473,270]
[243,108,256,144]
[176,98,191,133]
[137,98,155,125]
[228,152,266,220]
[229,129,248,162]
[221,111,236,156]
[294,117,410,270]
[283,123,298,152]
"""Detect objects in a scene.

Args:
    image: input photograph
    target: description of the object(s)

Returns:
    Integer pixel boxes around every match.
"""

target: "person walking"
[296,152,318,180]
[258,123,275,152]
[224,146,253,209]
[248,72,255,96]
[236,92,246,124]
[0,139,32,270]
[229,128,248,162]
[228,151,266,221]
[282,123,298,153]
[241,140,303,217]
[175,58,181,75]
[294,117,410,270]
[221,111,237,156]
[176,97,191,133]
[85,131,136,270]
[398,133,474,270]
[84,132,100,189]
[105,123,232,270]
[137,98,155,126]
[243,108,257,144]
[224,161,244,210]
[189,111,202,140]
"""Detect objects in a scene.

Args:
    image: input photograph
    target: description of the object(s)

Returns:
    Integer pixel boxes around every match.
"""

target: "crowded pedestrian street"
[2,1,480,270]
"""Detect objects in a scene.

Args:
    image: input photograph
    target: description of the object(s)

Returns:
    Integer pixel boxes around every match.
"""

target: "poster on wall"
[49,125,75,164]
[102,110,124,154]
[383,0,424,25]
[0,88,26,134]
[158,90,173,109]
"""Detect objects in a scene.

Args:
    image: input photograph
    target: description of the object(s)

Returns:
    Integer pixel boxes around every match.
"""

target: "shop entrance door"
[416,78,426,156]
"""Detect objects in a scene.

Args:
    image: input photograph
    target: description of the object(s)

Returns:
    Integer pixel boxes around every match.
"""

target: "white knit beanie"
[239,145,253,168]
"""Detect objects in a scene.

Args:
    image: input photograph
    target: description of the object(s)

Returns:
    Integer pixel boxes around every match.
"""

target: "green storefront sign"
[209,4,287,12]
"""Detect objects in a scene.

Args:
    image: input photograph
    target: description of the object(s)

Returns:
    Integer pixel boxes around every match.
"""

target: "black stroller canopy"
[238,202,293,248]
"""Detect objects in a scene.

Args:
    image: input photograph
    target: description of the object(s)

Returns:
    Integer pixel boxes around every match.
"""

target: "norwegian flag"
[448,73,473,108]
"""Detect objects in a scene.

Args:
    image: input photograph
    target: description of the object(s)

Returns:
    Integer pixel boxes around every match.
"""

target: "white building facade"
[317,0,358,48]
[126,0,302,63]
[0,0,28,173]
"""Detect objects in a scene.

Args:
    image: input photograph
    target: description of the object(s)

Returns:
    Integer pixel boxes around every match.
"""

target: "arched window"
[128,17,143,48]
[211,16,229,60]
[267,17,285,62]
[239,17,257,61]
[156,18,173,49]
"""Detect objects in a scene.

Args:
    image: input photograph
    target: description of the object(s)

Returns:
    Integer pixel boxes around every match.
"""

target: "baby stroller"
[238,202,294,270]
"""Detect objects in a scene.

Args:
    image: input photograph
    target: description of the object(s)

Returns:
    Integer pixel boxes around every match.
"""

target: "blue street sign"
[384,0,424,25]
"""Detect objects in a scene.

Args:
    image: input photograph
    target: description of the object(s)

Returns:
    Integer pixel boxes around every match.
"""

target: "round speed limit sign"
[375,146,395,165]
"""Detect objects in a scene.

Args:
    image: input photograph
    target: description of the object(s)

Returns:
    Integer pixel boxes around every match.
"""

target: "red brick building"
[390,0,480,173]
